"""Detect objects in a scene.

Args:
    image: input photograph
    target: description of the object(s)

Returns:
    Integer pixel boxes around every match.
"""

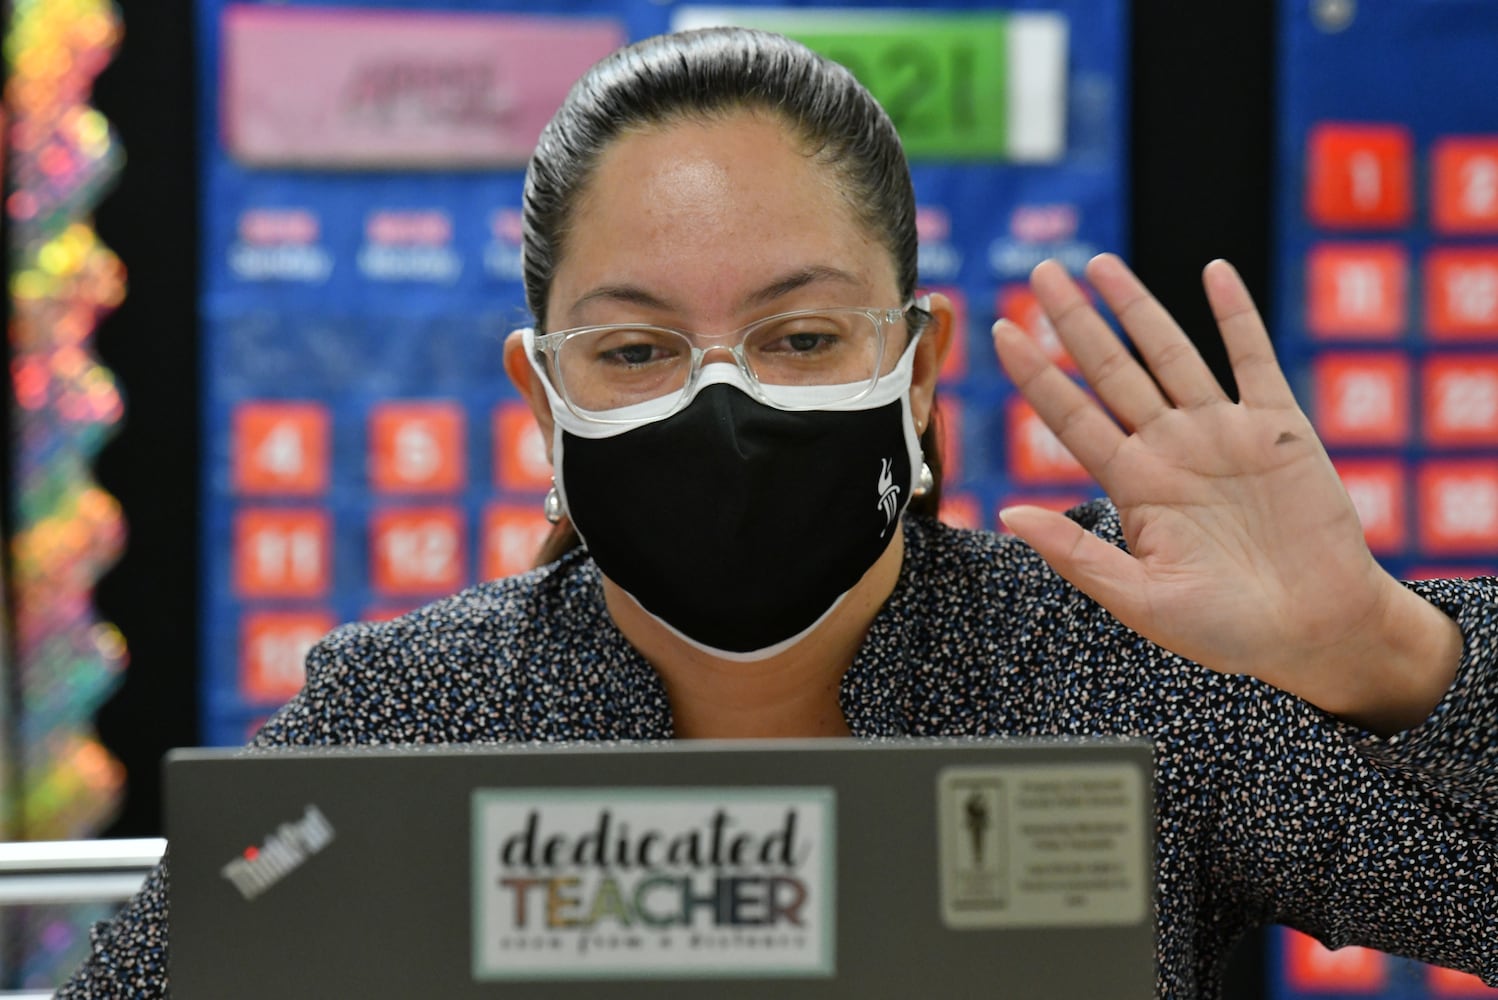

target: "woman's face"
[507,111,947,451]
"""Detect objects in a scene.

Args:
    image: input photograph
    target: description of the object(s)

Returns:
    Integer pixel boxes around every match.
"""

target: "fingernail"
[992,318,1022,341]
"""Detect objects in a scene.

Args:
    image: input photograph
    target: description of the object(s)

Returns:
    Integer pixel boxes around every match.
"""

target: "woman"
[60,27,1495,999]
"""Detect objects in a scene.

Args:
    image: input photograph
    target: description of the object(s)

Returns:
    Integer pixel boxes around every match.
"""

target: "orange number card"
[1432,137,1498,235]
[240,610,335,701]
[1418,461,1498,554]
[1283,929,1387,992]
[370,506,467,595]
[368,400,467,493]
[233,508,332,598]
[1007,398,1090,484]
[1306,243,1407,339]
[997,283,1078,372]
[1311,353,1411,446]
[493,402,553,492]
[481,503,554,580]
[1333,458,1407,555]
[232,402,331,495]
[1423,356,1498,446]
[1425,248,1498,339]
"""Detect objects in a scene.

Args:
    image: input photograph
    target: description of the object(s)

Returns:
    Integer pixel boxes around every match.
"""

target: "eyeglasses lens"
[554,311,885,414]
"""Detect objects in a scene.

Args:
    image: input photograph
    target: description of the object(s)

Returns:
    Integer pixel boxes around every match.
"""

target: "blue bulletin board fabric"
[196,0,1130,745]
[1273,1,1498,997]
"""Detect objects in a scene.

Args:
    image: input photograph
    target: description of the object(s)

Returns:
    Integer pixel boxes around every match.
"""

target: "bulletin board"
[196,0,1129,745]
[1271,0,1498,995]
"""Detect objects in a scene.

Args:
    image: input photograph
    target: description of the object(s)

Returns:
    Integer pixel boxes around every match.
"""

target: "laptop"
[165,738,1155,998]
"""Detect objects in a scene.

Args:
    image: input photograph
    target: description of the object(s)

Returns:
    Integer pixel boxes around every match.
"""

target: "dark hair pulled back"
[522,27,944,564]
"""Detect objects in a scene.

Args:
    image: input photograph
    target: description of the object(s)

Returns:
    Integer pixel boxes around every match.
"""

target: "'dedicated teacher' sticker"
[472,788,835,980]
[937,763,1148,928]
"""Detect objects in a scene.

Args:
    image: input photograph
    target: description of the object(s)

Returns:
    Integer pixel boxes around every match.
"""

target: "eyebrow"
[569,264,863,319]
[741,264,862,308]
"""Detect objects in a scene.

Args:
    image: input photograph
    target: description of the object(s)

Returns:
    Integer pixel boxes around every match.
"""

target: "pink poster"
[222,6,625,168]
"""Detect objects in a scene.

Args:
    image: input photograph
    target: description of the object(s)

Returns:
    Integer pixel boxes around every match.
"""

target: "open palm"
[993,254,1459,730]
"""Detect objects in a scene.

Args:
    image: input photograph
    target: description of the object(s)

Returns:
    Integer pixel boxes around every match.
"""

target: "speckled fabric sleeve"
[1191,664,1498,985]
[1357,575,1498,782]
[1206,569,1498,983]
[1283,574,1498,977]
[1041,505,1498,994]
[51,857,170,998]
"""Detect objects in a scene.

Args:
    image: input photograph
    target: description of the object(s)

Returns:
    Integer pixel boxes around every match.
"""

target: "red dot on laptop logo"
[222,806,337,901]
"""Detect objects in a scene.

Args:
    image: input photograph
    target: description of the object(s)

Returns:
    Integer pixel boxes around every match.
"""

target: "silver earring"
[912,462,934,498]
[543,482,564,524]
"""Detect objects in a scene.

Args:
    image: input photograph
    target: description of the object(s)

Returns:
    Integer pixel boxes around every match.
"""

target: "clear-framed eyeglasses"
[530,301,929,425]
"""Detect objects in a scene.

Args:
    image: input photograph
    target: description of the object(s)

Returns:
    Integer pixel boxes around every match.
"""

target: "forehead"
[550,111,896,325]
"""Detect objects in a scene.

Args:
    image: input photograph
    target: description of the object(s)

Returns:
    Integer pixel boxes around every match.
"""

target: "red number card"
[1306,122,1413,229]
[1423,355,1498,446]
[481,503,553,580]
[997,283,1077,372]
[368,400,467,493]
[1405,565,1498,581]
[1306,243,1407,339]
[232,402,330,495]
[1007,398,1090,484]
[1311,353,1411,446]
[370,506,467,595]
[1425,248,1498,339]
[493,401,553,492]
[1418,461,1498,554]
[233,508,332,598]
[1432,137,1498,235]
[935,398,964,486]
[936,491,981,530]
[1333,458,1407,555]
[1428,963,1498,996]
[1283,929,1387,992]
[240,610,335,702]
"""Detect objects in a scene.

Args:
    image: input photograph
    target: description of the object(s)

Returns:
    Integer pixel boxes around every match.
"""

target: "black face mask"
[554,380,922,660]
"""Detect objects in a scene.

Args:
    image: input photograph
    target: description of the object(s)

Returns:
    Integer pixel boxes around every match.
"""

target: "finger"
[993,319,1126,479]
[1029,259,1170,432]
[1084,253,1229,409]
[1202,259,1296,409]
[998,505,1150,625]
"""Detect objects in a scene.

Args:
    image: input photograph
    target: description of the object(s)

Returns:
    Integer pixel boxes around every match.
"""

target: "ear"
[909,291,954,436]
[503,329,557,466]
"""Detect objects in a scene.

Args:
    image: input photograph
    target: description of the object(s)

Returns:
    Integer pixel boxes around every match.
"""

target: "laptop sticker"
[472,788,835,980]
[937,763,1147,928]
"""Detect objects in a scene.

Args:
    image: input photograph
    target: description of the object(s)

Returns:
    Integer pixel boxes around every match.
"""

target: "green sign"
[735,13,1011,161]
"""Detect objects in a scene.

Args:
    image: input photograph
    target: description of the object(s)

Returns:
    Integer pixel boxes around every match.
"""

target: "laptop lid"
[165,738,1155,998]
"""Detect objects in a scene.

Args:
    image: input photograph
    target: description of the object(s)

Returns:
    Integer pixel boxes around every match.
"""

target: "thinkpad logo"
[220,804,336,901]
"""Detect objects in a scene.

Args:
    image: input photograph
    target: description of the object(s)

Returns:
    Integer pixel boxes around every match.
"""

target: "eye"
[600,343,663,366]
[753,315,849,356]
[783,331,836,353]
[583,329,685,368]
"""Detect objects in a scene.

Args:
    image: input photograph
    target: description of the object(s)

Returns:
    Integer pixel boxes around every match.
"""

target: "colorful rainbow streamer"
[3,0,126,987]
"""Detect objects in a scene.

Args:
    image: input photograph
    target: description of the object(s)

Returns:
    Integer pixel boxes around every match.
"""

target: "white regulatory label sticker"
[937,762,1148,928]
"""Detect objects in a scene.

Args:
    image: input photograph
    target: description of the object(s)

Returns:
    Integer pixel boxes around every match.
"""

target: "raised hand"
[992,254,1461,734]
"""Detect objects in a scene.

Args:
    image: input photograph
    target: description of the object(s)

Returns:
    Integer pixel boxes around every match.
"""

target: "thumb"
[998,505,1149,624]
